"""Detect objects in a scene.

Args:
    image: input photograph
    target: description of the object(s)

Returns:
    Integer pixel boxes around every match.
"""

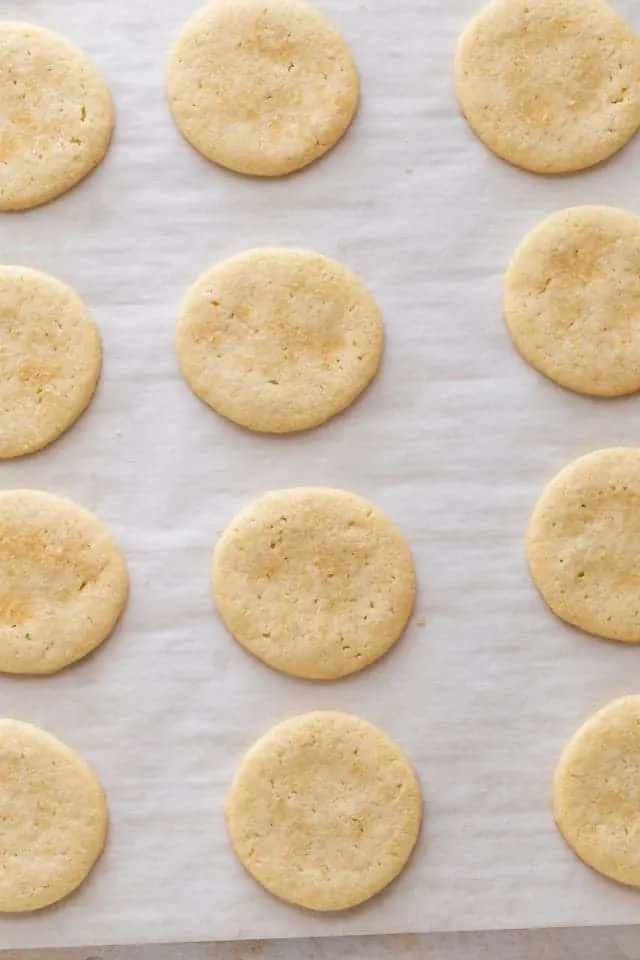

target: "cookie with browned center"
[455,0,640,173]
[177,249,382,434]
[166,0,359,176]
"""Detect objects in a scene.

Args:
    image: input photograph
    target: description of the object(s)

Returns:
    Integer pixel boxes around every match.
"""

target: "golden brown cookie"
[213,487,416,679]
[176,249,383,434]
[455,0,640,173]
[0,22,114,210]
[554,696,640,887]
[504,206,640,396]
[166,0,359,176]
[226,711,422,910]
[527,448,640,642]
[0,490,129,674]
[0,719,107,912]
[0,266,102,457]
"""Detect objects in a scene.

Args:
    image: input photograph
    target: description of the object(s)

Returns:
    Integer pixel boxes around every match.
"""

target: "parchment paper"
[3,0,640,948]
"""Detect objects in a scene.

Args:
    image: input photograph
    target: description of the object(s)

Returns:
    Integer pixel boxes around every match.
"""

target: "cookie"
[455,0,640,173]
[527,448,640,643]
[0,719,107,912]
[0,22,114,210]
[0,266,102,458]
[226,711,422,911]
[504,206,640,396]
[0,490,129,674]
[176,249,383,434]
[554,696,640,887]
[166,0,359,176]
[213,487,416,679]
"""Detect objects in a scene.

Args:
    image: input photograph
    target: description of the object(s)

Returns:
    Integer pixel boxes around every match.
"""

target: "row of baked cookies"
[0,249,381,464]
[7,445,638,682]
[530,448,640,890]
[1,0,359,212]
[9,0,640,212]
[0,705,422,916]
[456,0,640,896]
[6,198,638,469]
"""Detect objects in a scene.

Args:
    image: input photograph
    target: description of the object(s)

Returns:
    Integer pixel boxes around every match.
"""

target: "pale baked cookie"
[455,0,640,174]
[176,249,383,434]
[166,0,359,176]
[505,207,640,396]
[554,696,640,887]
[0,719,107,912]
[527,448,640,643]
[213,487,415,679]
[0,266,102,458]
[226,711,422,910]
[0,490,129,674]
[0,23,114,211]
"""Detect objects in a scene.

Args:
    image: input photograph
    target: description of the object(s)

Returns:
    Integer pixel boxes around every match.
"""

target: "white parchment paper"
[3,0,640,948]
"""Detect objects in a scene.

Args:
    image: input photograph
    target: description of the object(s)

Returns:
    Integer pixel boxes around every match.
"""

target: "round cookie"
[226,711,422,911]
[504,206,640,396]
[455,0,640,174]
[213,487,415,679]
[176,249,383,434]
[0,22,114,211]
[0,490,129,674]
[0,719,107,912]
[166,0,359,176]
[527,448,640,643]
[553,696,640,887]
[0,266,102,458]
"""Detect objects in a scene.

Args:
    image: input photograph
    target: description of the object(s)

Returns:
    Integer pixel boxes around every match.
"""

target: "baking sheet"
[3,0,640,948]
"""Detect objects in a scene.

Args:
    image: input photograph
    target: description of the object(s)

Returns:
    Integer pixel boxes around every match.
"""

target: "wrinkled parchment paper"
[3,0,640,948]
